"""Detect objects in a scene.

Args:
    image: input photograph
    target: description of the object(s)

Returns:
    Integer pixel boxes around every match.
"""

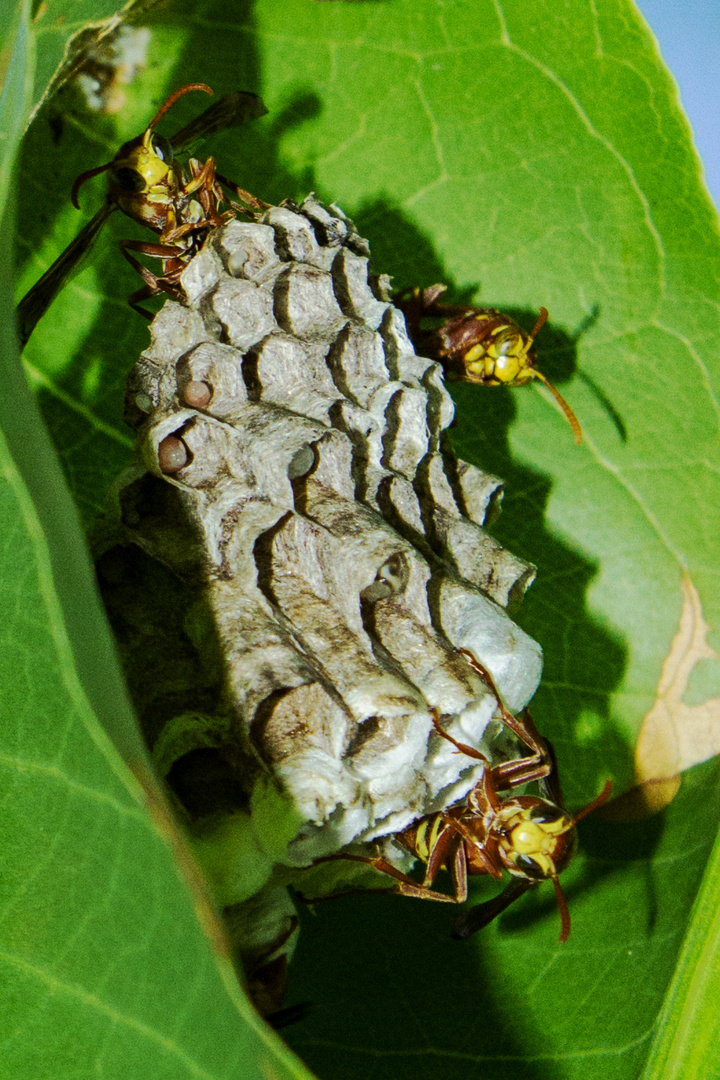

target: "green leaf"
[0,0,33,209]
[1,9,315,1080]
[287,757,720,1080]
[8,0,720,1078]
[640,804,720,1080]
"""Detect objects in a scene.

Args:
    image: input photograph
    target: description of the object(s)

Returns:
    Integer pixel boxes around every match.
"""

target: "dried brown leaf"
[633,573,720,811]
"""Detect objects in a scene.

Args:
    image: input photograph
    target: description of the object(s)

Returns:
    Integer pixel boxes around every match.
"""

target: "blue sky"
[636,0,720,211]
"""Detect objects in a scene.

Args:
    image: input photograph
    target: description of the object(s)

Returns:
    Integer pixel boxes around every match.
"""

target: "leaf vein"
[0,753,147,818]
[295,1028,653,1062]
[21,360,133,449]
[0,950,219,1080]
[491,4,667,305]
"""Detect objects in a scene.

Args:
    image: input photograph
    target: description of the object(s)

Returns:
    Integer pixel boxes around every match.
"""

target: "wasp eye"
[513,853,546,880]
[529,803,564,825]
[110,167,145,192]
[151,134,174,164]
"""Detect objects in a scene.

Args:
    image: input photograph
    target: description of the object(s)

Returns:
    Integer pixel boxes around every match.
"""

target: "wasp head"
[493,795,577,882]
[111,130,175,191]
[105,129,180,225]
[437,309,546,387]
[70,83,212,231]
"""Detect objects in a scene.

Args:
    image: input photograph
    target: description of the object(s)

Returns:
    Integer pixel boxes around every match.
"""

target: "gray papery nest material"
[95,196,542,990]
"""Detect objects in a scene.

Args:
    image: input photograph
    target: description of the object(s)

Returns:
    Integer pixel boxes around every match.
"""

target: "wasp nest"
[96,196,542,948]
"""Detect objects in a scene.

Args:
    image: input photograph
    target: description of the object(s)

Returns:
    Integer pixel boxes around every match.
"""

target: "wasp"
[17,83,268,347]
[395,284,583,444]
[307,649,610,942]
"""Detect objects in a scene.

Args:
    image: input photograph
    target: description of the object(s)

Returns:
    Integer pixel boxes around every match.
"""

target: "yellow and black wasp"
[305,649,610,942]
[396,284,583,443]
[17,83,268,347]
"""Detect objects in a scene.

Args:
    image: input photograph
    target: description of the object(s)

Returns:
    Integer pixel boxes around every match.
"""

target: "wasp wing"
[170,91,268,157]
[452,878,532,939]
[16,202,115,348]
[17,90,267,347]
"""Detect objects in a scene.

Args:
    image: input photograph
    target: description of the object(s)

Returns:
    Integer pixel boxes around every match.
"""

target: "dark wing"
[16,202,115,348]
[452,878,532,939]
[16,91,267,347]
[170,91,268,157]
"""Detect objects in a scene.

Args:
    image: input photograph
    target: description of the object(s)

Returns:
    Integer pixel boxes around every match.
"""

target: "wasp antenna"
[519,306,549,357]
[71,161,113,209]
[571,779,613,827]
[517,307,549,360]
[531,367,583,444]
[528,306,549,343]
[551,873,571,943]
[147,83,214,131]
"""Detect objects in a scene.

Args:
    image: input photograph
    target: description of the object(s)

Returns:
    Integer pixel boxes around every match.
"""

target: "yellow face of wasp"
[108,131,179,228]
[463,318,536,387]
[496,800,576,880]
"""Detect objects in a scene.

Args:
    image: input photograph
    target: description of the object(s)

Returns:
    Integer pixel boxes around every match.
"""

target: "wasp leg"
[126,283,160,320]
[391,285,452,354]
[393,283,506,322]
[118,238,183,287]
[530,729,566,807]
[435,649,554,792]
[215,170,270,212]
[118,239,194,316]
[429,708,488,762]
[430,703,552,794]
[417,822,469,900]
[303,849,462,904]
[491,738,553,791]
[457,647,549,759]
[450,821,503,882]
[393,284,448,313]
[160,216,216,246]
[184,155,217,197]
[394,283,492,324]
[184,157,229,227]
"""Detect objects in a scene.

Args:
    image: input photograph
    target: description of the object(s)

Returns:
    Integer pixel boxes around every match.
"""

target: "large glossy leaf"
[8,0,720,1078]
[1,7,314,1080]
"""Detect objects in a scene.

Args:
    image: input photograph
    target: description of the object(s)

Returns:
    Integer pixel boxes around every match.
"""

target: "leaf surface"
[8,1,720,1078]
[2,7,315,1080]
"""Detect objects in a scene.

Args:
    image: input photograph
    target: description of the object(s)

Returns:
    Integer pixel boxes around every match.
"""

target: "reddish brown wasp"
[396,284,583,444]
[17,83,268,346]
[309,649,610,942]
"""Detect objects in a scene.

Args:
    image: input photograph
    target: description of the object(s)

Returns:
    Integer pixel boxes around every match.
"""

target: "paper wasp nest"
[96,196,542,946]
